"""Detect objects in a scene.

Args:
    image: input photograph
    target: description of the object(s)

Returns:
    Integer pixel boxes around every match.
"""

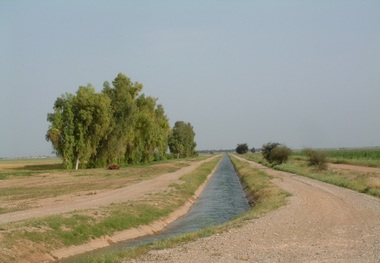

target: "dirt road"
[0,157,217,225]
[133,157,380,263]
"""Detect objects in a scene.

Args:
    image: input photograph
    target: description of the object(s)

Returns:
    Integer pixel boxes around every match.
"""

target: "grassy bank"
[229,155,290,218]
[74,155,289,263]
[0,155,221,263]
[245,153,380,198]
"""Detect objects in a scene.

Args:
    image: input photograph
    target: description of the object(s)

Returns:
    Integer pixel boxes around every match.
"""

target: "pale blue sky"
[1,0,379,157]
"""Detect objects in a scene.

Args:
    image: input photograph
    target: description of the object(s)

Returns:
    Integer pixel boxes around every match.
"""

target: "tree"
[98,73,142,165]
[46,93,76,169]
[250,147,256,153]
[262,142,292,165]
[72,85,112,169]
[46,85,112,169]
[127,94,170,163]
[168,121,197,158]
[47,73,171,169]
[153,104,171,161]
[236,143,249,154]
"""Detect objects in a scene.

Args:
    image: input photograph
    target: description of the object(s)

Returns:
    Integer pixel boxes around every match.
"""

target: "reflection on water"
[66,154,249,261]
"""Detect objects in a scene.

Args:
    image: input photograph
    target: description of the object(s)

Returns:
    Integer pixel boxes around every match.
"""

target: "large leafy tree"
[46,85,112,169]
[153,104,171,160]
[168,121,197,158]
[46,93,76,168]
[47,73,172,169]
[97,73,142,165]
[100,74,170,165]
[73,85,112,169]
[129,95,170,163]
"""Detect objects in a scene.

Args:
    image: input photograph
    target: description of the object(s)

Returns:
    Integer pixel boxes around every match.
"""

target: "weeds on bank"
[229,155,290,218]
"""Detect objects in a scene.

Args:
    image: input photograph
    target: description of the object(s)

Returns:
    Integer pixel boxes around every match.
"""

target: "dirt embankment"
[132,157,380,263]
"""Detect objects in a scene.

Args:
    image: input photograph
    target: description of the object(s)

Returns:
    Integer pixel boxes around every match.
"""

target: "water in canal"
[66,154,250,261]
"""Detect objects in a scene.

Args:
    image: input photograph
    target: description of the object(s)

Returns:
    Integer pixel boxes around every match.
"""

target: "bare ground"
[0,156,219,263]
[1,157,380,262]
[0,157,216,225]
[129,157,380,263]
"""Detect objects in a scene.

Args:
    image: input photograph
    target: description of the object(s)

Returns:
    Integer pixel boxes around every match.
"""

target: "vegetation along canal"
[66,154,250,261]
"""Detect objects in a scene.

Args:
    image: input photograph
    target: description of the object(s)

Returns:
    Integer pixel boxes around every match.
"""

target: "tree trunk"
[75,156,80,170]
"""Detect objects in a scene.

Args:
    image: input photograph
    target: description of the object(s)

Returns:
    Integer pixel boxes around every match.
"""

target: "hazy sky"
[1,1,379,157]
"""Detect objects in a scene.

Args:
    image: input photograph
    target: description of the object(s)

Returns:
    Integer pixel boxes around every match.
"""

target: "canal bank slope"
[132,156,380,263]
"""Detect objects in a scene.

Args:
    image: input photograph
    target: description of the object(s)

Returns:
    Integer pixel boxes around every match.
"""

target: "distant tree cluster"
[236,143,249,154]
[46,73,197,169]
[235,143,257,154]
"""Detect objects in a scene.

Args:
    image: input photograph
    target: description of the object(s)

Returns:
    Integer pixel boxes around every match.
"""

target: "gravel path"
[131,157,380,263]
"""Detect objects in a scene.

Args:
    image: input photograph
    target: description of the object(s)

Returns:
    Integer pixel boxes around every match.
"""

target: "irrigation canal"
[65,154,250,262]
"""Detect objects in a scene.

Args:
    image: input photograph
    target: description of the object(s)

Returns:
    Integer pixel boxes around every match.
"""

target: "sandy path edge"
[51,156,222,261]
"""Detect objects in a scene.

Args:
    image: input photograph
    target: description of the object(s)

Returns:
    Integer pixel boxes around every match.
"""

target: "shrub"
[262,142,292,165]
[262,142,280,161]
[270,146,292,164]
[303,148,328,170]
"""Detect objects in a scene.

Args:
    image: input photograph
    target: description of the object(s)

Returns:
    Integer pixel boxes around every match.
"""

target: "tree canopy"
[46,73,189,169]
[168,121,197,158]
[46,85,112,169]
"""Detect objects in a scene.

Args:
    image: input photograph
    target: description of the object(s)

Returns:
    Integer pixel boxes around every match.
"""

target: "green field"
[292,148,380,167]
[245,149,380,198]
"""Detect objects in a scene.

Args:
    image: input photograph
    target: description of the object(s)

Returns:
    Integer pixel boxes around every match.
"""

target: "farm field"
[1,151,380,263]
[0,157,191,215]
[245,148,380,198]
[293,147,380,167]
[0,155,220,262]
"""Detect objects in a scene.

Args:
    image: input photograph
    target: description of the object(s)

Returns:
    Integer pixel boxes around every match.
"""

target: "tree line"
[46,73,197,169]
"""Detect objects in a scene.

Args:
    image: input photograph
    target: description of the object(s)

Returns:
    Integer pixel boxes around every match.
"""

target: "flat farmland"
[0,156,221,263]
[0,158,188,215]
[1,152,380,263]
